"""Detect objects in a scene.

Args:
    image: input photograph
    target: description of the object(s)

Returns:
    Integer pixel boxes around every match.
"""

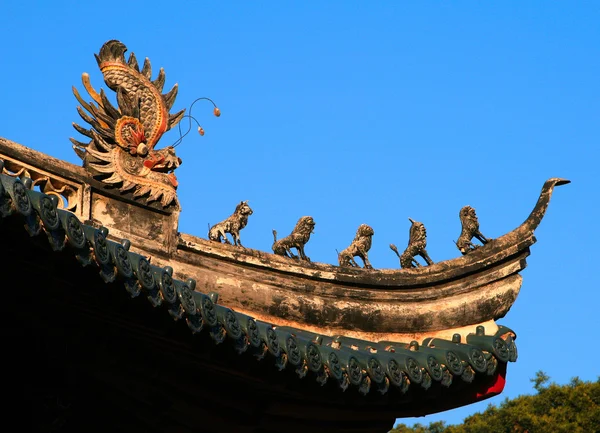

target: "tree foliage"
[390,373,600,433]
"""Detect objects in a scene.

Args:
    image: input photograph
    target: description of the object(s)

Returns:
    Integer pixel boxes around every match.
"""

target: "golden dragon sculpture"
[71,40,186,208]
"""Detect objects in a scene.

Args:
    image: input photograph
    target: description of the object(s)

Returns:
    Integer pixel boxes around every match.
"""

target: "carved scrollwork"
[157,268,177,304]
[177,282,197,315]
[13,179,32,216]
[246,318,261,348]
[305,342,323,373]
[224,309,242,339]
[141,265,162,308]
[387,359,409,391]
[1,160,79,212]
[265,327,281,357]
[68,216,86,249]
[468,347,488,373]
[367,357,386,384]
[404,357,423,384]
[112,244,134,279]
[0,175,32,216]
[347,356,363,386]
[1,161,31,179]
[35,177,78,211]
[445,350,464,376]
[285,335,302,366]
[34,191,63,248]
[58,211,86,250]
[492,337,510,363]
[92,229,111,266]
[39,195,60,230]
[200,295,218,327]
[426,355,444,382]
[29,192,60,231]
[135,257,155,290]
[326,351,344,382]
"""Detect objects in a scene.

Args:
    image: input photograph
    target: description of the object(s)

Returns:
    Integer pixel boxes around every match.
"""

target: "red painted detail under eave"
[476,362,507,400]
[389,363,511,419]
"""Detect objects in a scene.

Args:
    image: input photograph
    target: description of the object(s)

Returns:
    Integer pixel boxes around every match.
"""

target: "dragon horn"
[81,73,103,106]
[141,57,152,79]
[153,68,166,92]
[408,218,415,224]
[127,52,140,72]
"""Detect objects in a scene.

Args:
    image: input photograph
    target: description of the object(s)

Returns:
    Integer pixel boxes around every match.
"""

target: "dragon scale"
[99,65,168,149]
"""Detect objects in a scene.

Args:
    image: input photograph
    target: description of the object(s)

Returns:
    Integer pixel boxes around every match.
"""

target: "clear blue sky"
[2,1,598,428]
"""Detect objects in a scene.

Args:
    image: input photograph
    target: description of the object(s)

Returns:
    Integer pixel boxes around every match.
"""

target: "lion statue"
[208,200,253,246]
[390,218,434,269]
[456,205,489,255]
[272,216,315,262]
[338,224,374,269]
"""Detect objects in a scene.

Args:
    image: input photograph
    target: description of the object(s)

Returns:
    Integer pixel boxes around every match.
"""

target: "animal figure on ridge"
[390,218,434,268]
[272,216,315,262]
[456,205,489,255]
[208,200,253,247]
[338,224,375,269]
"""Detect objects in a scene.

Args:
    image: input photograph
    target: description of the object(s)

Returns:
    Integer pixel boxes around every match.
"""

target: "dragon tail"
[95,40,127,66]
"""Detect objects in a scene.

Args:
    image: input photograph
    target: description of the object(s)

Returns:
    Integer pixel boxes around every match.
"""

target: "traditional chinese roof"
[1,162,517,432]
[0,39,569,433]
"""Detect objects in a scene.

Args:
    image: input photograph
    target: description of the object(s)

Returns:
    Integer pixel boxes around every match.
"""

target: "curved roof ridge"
[0,168,516,399]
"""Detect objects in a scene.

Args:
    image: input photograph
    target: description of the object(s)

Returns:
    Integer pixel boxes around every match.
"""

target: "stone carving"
[390,218,434,268]
[456,206,489,254]
[272,216,315,262]
[0,159,79,211]
[208,201,253,246]
[71,40,187,208]
[338,224,374,269]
